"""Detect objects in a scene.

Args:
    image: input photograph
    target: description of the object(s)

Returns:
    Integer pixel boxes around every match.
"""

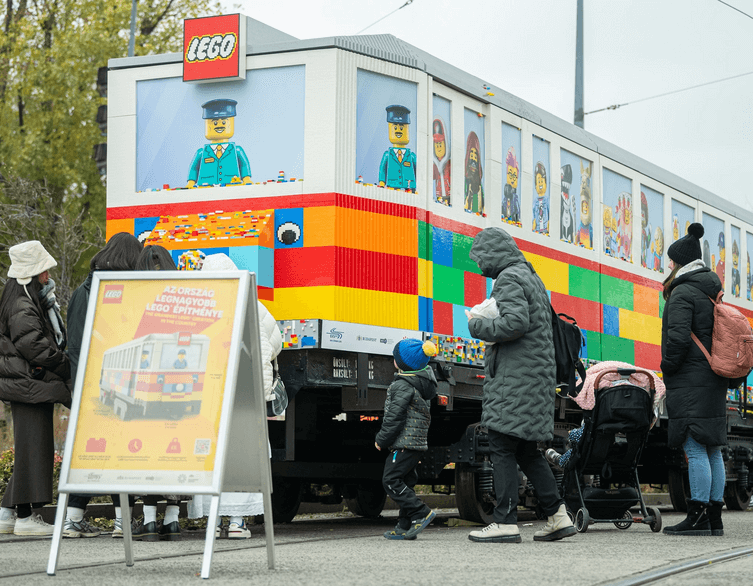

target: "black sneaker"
[383,523,416,541]
[133,519,159,542]
[404,510,436,539]
[159,520,181,541]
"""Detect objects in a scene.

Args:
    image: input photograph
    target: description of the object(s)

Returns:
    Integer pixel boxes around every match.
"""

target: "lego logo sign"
[103,285,124,304]
[183,14,246,83]
[178,333,192,346]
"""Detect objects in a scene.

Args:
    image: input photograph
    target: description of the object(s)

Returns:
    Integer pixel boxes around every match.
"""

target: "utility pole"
[574,0,584,128]
[128,0,138,57]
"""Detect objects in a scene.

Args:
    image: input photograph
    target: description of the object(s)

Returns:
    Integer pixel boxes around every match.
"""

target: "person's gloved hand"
[39,278,58,310]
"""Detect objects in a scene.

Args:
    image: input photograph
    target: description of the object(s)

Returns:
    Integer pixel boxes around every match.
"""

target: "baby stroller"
[559,367,662,533]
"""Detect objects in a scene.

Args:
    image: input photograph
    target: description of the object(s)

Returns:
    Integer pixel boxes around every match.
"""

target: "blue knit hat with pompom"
[393,339,438,371]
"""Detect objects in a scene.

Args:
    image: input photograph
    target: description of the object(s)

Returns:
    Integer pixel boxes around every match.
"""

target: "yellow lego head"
[434,138,446,160]
[205,117,234,142]
[506,165,518,189]
[389,123,410,146]
[535,172,547,198]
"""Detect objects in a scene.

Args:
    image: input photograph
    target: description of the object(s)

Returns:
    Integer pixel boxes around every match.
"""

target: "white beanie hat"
[8,241,57,285]
[201,253,238,272]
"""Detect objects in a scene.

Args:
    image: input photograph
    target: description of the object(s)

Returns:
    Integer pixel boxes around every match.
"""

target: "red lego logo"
[103,284,124,304]
[178,332,192,346]
[183,14,246,83]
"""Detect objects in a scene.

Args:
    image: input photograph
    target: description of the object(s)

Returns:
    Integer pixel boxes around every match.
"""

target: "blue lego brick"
[135,217,161,240]
[419,295,433,332]
[431,227,454,268]
[274,208,303,249]
[602,305,620,337]
[453,304,471,339]
[230,246,274,288]
[486,277,493,298]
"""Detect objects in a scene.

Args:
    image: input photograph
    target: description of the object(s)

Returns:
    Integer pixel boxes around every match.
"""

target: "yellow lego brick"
[618,308,662,345]
[523,252,569,295]
[418,259,433,298]
[269,286,337,321]
[304,207,336,247]
[334,287,417,329]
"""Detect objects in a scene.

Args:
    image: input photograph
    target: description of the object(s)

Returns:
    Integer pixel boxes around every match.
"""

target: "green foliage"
[0,0,221,283]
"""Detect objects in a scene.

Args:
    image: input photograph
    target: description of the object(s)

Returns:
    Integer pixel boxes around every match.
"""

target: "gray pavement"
[1,507,752,585]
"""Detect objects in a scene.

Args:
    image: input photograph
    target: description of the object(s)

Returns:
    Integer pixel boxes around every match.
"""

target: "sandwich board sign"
[47,270,274,579]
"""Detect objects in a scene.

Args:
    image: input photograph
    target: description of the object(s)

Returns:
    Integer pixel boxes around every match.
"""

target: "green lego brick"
[568,266,600,303]
[452,233,481,274]
[418,221,432,261]
[659,294,666,318]
[586,330,601,361]
[601,334,635,363]
[601,274,634,311]
[433,264,465,305]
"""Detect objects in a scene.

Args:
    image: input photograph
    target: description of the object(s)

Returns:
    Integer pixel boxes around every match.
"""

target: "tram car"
[99,333,210,421]
[103,14,753,521]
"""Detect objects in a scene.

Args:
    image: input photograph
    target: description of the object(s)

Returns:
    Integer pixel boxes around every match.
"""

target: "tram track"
[601,545,753,586]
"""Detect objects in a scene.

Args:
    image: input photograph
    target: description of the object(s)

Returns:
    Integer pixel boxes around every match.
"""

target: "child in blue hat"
[376,338,438,540]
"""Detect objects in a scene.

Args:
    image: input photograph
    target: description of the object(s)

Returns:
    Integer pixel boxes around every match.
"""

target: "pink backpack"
[691,291,753,378]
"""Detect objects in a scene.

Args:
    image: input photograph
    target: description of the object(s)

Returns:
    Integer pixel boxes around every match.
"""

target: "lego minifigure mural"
[671,199,694,245]
[134,65,304,196]
[602,169,632,262]
[501,123,521,227]
[747,232,753,301]
[463,108,485,216]
[731,225,741,297]
[702,212,725,290]
[639,185,664,272]
[355,69,418,192]
[559,149,592,248]
[532,136,550,235]
[432,95,451,206]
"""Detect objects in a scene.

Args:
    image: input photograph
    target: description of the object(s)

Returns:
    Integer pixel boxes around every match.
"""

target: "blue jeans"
[684,435,725,503]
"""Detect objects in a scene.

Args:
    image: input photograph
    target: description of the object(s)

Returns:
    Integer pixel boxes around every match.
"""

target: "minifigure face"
[468,147,479,172]
[581,198,589,219]
[655,227,664,254]
[389,123,410,146]
[603,208,612,228]
[205,117,235,141]
[434,139,446,159]
[506,165,518,189]
[535,173,547,197]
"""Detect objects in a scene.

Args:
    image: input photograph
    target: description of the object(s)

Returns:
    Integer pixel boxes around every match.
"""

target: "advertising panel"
[702,212,726,290]
[602,168,632,262]
[560,149,592,248]
[64,274,244,490]
[639,184,664,272]
[502,123,522,227]
[731,224,741,297]
[432,95,451,206]
[463,107,485,216]
[532,136,550,235]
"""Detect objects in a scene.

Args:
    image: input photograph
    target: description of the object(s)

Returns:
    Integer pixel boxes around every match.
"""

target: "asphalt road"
[2,507,752,586]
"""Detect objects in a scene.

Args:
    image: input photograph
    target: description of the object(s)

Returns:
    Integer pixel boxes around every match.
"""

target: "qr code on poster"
[194,439,211,455]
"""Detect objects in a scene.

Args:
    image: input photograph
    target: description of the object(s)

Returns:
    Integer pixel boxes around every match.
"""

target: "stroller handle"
[593,367,656,392]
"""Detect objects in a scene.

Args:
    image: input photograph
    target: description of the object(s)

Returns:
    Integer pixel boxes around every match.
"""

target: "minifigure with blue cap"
[186,99,252,187]
[379,105,416,192]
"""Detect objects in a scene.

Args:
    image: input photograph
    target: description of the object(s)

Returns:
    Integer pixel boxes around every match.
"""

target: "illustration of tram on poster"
[99,332,210,421]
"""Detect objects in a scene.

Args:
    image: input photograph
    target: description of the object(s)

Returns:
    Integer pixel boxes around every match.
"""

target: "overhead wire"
[716,0,753,20]
[355,0,415,35]
[584,70,753,115]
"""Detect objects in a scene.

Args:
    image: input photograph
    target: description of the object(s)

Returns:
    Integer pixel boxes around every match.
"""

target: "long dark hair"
[662,263,682,301]
[0,278,46,334]
[90,232,143,271]
[136,245,177,271]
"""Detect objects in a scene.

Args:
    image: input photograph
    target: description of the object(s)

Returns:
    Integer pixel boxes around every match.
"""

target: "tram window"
[639,184,664,273]
[140,344,153,369]
[731,225,741,298]
[559,149,593,249]
[160,343,202,370]
[501,123,522,228]
[602,168,633,263]
[532,136,550,236]
[702,212,725,291]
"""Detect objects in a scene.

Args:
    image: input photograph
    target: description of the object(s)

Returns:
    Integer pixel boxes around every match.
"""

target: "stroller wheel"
[647,506,662,533]
[575,508,590,533]
[614,510,633,530]
[566,509,575,524]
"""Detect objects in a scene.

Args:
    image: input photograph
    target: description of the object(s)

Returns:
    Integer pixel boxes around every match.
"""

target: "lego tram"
[99,333,209,421]
[104,15,753,521]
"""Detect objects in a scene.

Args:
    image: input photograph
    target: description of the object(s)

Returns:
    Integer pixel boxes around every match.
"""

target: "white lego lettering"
[104,290,122,299]
[185,34,237,63]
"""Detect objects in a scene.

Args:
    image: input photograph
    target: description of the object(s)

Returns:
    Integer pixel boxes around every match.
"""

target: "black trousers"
[68,494,136,510]
[382,449,430,527]
[488,430,562,524]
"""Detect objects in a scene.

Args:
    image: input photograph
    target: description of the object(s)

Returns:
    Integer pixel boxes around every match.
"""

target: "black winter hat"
[667,223,704,266]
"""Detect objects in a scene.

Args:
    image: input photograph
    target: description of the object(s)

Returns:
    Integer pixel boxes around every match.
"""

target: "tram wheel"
[667,468,690,512]
[113,398,129,421]
[270,477,302,523]
[723,482,753,511]
[345,482,387,518]
[454,463,495,526]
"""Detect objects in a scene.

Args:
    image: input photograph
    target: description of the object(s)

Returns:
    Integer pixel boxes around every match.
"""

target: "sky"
[227,0,753,213]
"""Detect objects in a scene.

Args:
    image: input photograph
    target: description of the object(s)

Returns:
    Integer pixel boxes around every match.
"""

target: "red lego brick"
[275,247,336,288]
[464,272,487,308]
[433,300,453,335]
[335,248,417,295]
[550,291,602,333]
[634,341,662,372]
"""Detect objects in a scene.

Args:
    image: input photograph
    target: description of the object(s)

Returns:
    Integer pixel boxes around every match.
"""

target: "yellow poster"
[67,276,241,489]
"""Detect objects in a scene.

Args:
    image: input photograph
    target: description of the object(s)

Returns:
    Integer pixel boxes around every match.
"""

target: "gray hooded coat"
[468,227,556,441]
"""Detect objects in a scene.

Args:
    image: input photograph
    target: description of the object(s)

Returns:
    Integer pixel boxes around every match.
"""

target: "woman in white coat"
[187,253,283,538]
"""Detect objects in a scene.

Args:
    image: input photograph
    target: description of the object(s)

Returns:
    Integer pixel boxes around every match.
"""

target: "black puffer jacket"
[0,293,72,407]
[661,263,727,447]
[66,271,93,385]
[468,227,556,442]
[376,367,437,451]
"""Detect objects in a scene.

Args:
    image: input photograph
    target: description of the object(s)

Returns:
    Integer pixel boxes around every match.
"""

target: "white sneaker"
[228,521,251,539]
[14,514,54,536]
[0,511,17,534]
[468,522,521,543]
[533,504,577,541]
